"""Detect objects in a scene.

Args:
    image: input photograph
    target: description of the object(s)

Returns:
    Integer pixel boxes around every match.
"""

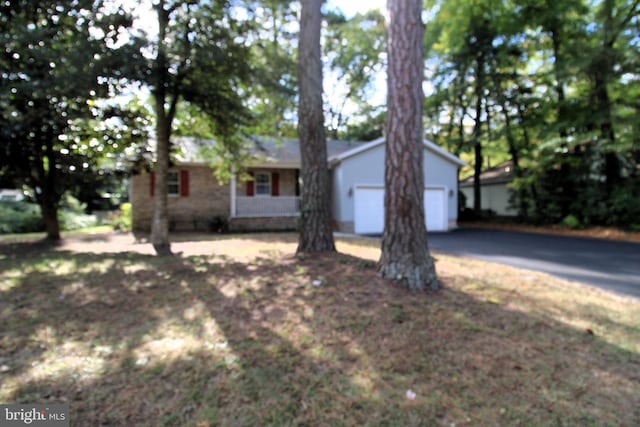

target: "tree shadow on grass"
[1,243,639,426]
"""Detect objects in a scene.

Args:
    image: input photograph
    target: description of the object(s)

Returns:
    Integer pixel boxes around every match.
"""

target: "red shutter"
[180,170,189,196]
[271,172,279,196]
[246,171,254,196]
[150,172,155,197]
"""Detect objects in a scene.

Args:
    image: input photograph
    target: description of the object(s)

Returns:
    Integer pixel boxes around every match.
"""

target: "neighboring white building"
[459,160,517,216]
[0,189,24,202]
[329,137,466,234]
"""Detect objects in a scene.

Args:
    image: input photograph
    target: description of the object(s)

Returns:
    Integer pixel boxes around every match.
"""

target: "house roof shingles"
[172,136,365,166]
[171,136,466,169]
[459,160,514,187]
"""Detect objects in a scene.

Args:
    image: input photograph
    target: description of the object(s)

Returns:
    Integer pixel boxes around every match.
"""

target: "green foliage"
[0,0,143,238]
[607,183,640,227]
[562,215,582,230]
[59,210,101,231]
[323,9,386,137]
[0,198,102,234]
[0,201,44,234]
[426,0,639,227]
[109,203,132,231]
[58,195,101,231]
[245,0,299,137]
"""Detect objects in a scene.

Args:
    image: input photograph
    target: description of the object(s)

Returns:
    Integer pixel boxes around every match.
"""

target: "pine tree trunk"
[379,0,437,291]
[150,1,172,256]
[296,0,335,253]
[472,58,485,215]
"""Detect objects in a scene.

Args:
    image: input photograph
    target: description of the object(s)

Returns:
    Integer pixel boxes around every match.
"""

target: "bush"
[0,201,44,233]
[561,214,582,230]
[59,195,100,231]
[59,210,100,231]
[108,203,132,231]
[208,215,228,232]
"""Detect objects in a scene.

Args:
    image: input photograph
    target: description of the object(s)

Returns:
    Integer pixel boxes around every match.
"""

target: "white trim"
[234,196,300,217]
[254,172,271,196]
[328,137,467,167]
[230,173,237,217]
[167,171,180,196]
[249,161,300,169]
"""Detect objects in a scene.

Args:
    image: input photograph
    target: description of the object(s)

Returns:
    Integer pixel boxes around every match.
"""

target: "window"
[255,172,271,196]
[167,171,179,195]
[150,170,189,197]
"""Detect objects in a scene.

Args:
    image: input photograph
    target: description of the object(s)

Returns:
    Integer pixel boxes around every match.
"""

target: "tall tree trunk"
[379,0,437,291]
[472,54,485,214]
[150,2,172,256]
[40,198,60,241]
[593,0,621,191]
[473,141,482,213]
[499,97,528,217]
[550,26,568,139]
[296,0,335,253]
[41,137,61,240]
[595,70,620,189]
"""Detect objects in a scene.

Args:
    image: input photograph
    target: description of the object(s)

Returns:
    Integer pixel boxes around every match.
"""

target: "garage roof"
[328,136,466,167]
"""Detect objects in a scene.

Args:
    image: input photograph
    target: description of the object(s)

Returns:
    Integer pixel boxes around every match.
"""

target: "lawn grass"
[0,232,638,426]
[0,225,114,244]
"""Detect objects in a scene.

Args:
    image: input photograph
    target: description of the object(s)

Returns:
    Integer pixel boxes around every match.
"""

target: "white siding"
[423,150,459,224]
[460,183,517,216]
[332,143,385,224]
[332,142,460,229]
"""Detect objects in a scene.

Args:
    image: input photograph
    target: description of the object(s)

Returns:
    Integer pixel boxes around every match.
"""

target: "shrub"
[59,210,100,231]
[208,215,228,232]
[561,214,582,230]
[0,201,44,233]
[108,203,132,231]
[59,195,100,230]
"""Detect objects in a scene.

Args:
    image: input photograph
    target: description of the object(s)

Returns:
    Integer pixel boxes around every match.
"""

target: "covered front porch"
[232,196,300,217]
[229,168,301,219]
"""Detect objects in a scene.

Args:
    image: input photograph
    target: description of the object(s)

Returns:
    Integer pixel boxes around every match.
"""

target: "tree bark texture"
[40,199,60,241]
[379,0,438,291]
[40,140,61,240]
[150,2,172,256]
[472,56,485,214]
[296,0,336,253]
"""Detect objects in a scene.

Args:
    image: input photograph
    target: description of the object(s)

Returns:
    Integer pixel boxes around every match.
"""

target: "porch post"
[230,172,236,217]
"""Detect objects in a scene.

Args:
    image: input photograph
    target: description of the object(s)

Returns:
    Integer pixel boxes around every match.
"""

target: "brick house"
[130,137,360,232]
[130,136,465,233]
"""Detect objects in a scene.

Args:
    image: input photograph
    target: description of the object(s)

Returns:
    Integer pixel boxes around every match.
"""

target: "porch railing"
[235,196,300,217]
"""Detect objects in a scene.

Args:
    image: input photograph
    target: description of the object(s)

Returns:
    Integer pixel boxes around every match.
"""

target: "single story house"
[130,136,466,234]
[459,160,517,216]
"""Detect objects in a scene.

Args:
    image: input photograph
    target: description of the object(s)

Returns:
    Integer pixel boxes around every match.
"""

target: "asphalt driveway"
[428,228,640,299]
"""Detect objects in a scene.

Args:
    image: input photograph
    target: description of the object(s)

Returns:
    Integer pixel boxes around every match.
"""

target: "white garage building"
[328,137,466,234]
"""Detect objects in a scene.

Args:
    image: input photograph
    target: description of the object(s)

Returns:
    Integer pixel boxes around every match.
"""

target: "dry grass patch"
[0,232,638,426]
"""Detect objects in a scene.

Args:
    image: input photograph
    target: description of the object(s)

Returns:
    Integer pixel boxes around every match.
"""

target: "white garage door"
[424,188,447,231]
[354,186,448,234]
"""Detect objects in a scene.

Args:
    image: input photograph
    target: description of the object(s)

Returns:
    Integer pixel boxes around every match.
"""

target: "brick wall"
[229,216,298,232]
[131,165,230,231]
